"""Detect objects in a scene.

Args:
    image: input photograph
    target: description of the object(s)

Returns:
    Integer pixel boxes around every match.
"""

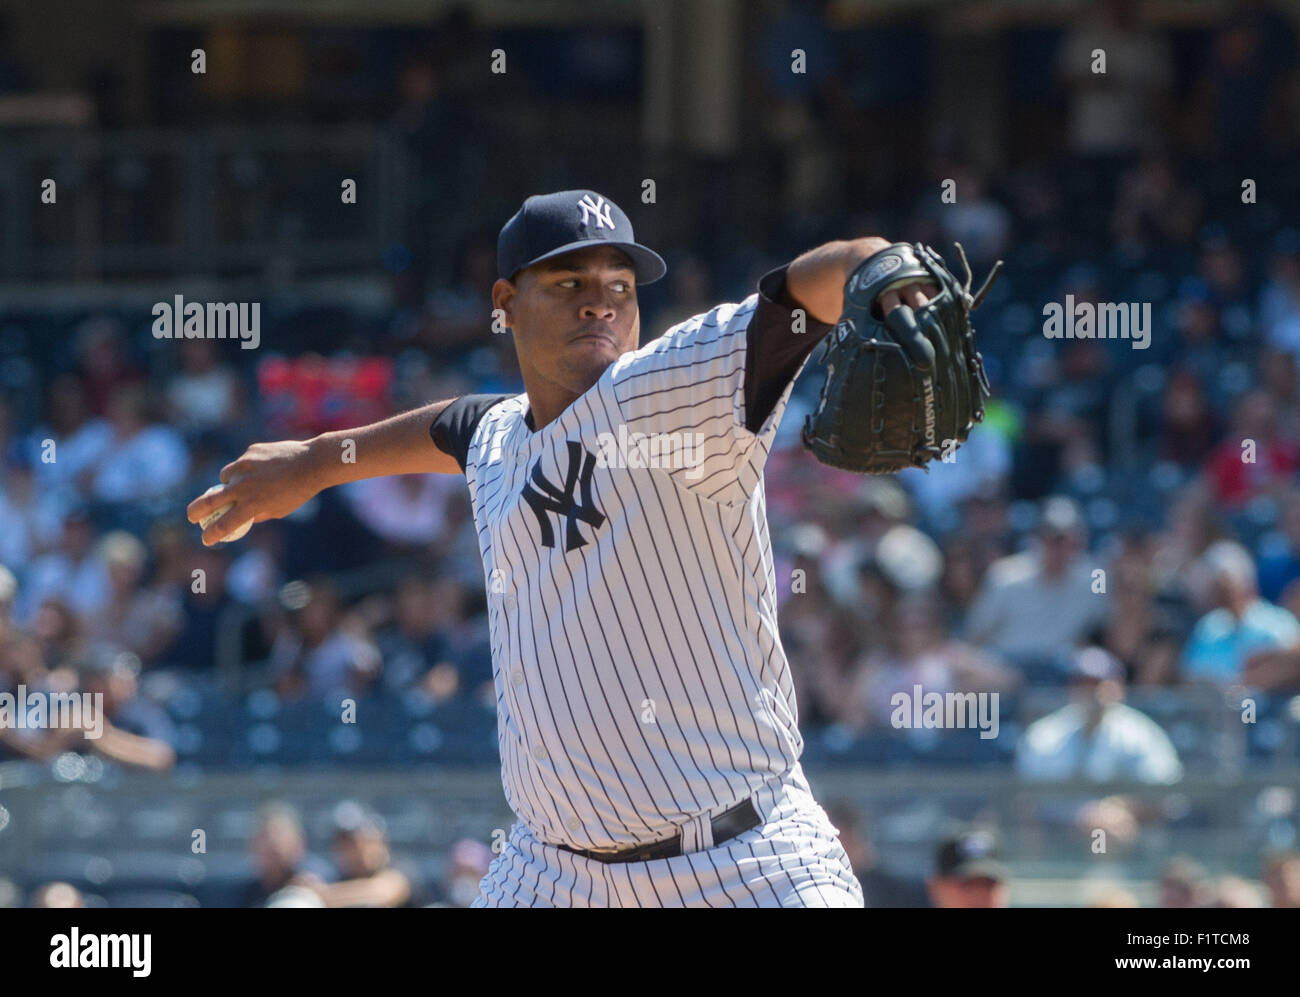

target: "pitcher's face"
[495,245,641,397]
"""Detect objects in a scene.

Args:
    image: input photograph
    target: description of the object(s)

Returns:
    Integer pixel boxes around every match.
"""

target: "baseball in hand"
[199,482,253,542]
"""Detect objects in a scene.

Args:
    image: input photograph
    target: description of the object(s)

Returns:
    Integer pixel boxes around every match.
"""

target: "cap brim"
[513,239,667,285]
[950,859,1009,882]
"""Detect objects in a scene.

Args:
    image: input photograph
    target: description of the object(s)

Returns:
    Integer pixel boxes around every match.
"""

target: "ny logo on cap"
[577,193,614,231]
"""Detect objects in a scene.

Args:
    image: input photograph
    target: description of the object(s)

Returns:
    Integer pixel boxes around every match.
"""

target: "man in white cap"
[963,495,1110,673]
[1183,539,1300,684]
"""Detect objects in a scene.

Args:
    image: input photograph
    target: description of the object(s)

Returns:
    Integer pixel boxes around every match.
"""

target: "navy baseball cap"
[935,829,1008,882]
[497,189,667,285]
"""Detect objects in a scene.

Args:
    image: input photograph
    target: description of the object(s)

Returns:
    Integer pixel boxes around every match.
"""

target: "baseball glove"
[801,241,1003,474]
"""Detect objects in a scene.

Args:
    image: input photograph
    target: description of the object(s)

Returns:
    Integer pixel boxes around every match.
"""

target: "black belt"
[555,798,762,864]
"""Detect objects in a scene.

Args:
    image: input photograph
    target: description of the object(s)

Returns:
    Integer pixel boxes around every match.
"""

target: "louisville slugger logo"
[922,376,936,446]
[851,253,903,295]
[521,440,607,551]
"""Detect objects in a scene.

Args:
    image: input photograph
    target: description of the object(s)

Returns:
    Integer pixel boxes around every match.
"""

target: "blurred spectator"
[926,828,1010,909]
[90,385,190,504]
[928,165,1011,268]
[777,524,860,728]
[294,801,414,908]
[267,578,381,702]
[898,421,1013,527]
[963,496,1108,673]
[1258,347,1300,442]
[374,575,473,698]
[224,526,285,608]
[1202,389,1300,510]
[1181,539,1300,684]
[1160,856,1209,908]
[421,232,500,351]
[1198,229,1254,315]
[872,525,944,594]
[1157,277,1231,389]
[958,487,1015,561]
[340,473,460,551]
[647,254,717,335]
[1057,0,1174,158]
[1015,336,1108,497]
[842,590,1019,730]
[1149,481,1225,615]
[938,533,995,623]
[0,572,79,763]
[818,477,912,608]
[1196,0,1300,157]
[1016,646,1183,784]
[389,52,478,296]
[1241,635,1300,690]
[1262,850,1300,907]
[2,651,176,771]
[238,802,334,908]
[1111,153,1203,252]
[263,885,326,908]
[164,339,241,433]
[1088,885,1140,907]
[441,838,493,908]
[0,450,67,568]
[16,509,109,626]
[30,374,112,494]
[77,652,177,771]
[171,543,232,673]
[27,598,93,676]
[0,563,17,649]
[1261,230,1300,367]
[85,531,183,667]
[1257,486,1300,602]
[1097,529,1182,686]
[754,0,839,224]
[1157,369,1220,468]
[840,562,903,669]
[1206,874,1266,908]
[29,883,84,909]
[73,318,145,419]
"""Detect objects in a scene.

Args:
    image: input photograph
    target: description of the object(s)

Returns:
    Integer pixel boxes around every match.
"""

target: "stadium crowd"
[3,0,1300,905]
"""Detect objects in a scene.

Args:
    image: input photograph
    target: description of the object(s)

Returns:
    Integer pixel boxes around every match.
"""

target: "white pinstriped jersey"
[460,292,813,851]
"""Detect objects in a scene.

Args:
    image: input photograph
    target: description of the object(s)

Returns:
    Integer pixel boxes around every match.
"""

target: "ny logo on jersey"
[521,440,607,551]
[577,193,614,230]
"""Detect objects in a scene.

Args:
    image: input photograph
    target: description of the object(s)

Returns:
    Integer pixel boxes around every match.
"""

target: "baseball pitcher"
[187,189,998,907]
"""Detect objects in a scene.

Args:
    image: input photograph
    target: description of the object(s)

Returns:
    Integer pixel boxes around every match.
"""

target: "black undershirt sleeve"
[429,393,515,473]
[743,263,836,434]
